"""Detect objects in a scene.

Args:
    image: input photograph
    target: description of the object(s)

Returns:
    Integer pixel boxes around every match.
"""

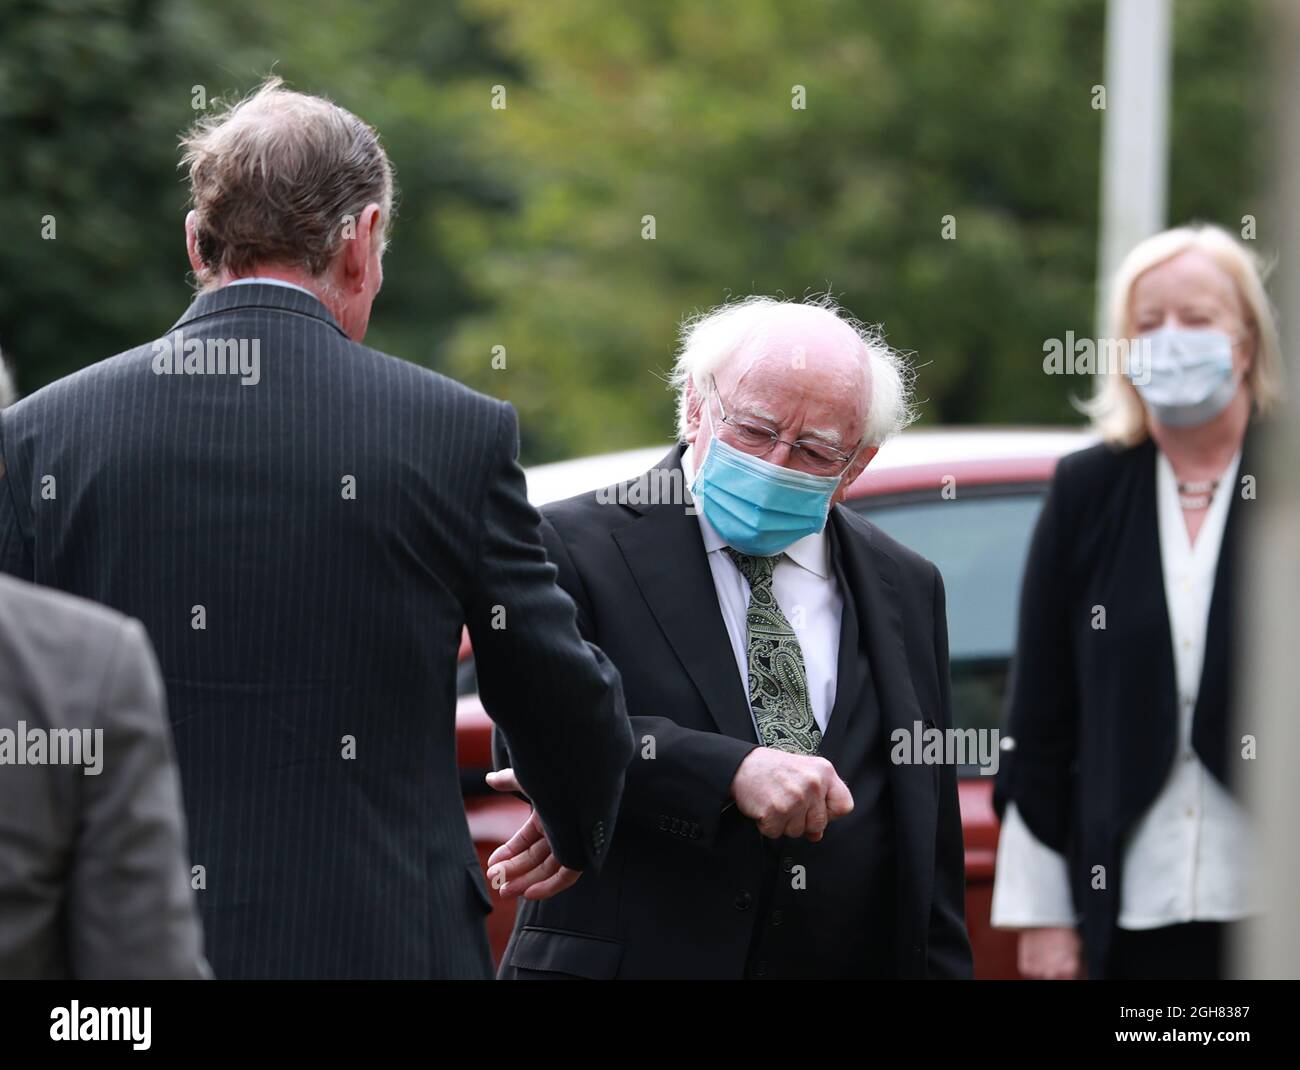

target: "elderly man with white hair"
[488,295,973,979]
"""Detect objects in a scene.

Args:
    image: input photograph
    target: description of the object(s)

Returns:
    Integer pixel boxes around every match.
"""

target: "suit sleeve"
[925,564,975,978]
[494,511,756,849]
[0,411,35,580]
[992,463,1080,854]
[466,402,634,873]
[69,619,210,979]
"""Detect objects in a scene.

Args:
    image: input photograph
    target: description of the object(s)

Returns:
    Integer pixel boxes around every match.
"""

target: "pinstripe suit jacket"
[0,283,633,978]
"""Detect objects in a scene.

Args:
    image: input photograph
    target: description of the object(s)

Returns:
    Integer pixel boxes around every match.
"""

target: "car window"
[456,656,478,697]
[849,490,1045,755]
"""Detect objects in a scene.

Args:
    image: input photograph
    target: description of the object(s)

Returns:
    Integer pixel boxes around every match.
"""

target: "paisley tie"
[724,548,821,755]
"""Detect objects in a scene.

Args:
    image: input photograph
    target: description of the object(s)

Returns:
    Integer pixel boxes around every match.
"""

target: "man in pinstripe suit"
[0,78,633,978]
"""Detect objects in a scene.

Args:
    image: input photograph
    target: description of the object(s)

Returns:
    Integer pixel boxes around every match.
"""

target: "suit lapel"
[611,449,757,744]
[816,519,867,765]
[1115,439,1181,825]
[829,507,938,936]
[830,509,926,744]
[1192,427,1255,790]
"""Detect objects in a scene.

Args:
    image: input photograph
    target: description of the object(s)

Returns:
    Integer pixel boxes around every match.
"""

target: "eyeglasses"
[707,375,862,475]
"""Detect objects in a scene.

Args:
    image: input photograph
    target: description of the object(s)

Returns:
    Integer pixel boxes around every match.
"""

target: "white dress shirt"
[225,277,318,298]
[682,445,843,738]
[991,447,1254,929]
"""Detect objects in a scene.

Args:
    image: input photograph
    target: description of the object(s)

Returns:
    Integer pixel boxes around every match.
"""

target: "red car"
[455,427,1092,978]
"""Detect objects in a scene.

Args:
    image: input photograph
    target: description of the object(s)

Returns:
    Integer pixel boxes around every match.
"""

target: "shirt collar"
[681,443,832,579]
[225,277,318,299]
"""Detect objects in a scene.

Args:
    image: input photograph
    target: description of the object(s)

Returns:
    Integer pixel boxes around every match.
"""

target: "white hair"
[667,294,916,446]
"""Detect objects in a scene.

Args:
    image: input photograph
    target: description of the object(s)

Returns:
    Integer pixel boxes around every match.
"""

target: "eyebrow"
[733,406,845,446]
[740,405,780,424]
[1133,299,1229,317]
[800,427,844,446]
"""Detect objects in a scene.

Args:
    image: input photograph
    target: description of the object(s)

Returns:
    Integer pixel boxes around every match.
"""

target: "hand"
[1017,927,1083,980]
[484,769,582,901]
[729,748,854,841]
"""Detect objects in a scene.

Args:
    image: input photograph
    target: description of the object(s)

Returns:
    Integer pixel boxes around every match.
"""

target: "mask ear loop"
[833,432,870,486]
[688,379,720,501]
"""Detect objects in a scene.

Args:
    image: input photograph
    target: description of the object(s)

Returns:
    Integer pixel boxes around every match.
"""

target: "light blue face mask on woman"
[690,401,854,557]
[1127,326,1240,428]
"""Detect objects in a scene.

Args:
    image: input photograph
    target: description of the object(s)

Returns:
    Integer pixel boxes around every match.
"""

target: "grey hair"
[668,294,916,446]
[0,348,14,408]
[180,76,395,288]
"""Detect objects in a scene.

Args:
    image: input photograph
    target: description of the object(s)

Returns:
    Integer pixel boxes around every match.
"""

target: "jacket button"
[754,960,767,977]
[733,891,753,911]
[771,910,783,926]
[781,857,794,873]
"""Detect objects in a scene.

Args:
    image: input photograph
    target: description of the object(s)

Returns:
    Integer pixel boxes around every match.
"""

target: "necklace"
[1177,478,1218,511]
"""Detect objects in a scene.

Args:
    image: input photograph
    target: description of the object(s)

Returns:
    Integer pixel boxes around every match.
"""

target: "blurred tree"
[440,0,1267,460]
[0,0,229,387]
[0,0,1268,464]
[0,0,513,392]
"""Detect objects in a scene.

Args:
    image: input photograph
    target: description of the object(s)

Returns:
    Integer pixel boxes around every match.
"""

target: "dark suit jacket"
[993,435,1252,980]
[495,446,972,979]
[0,283,634,978]
[0,573,209,978]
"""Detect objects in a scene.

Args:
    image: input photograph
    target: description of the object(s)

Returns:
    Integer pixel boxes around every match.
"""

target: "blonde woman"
[991,224,1283,979]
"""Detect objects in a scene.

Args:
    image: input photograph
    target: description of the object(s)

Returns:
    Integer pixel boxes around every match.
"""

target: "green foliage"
[441,0,1266,459]
[0,0,1268,463]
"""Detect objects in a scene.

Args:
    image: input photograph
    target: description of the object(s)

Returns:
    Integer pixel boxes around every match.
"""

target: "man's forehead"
[723,367,866,445]
[725,340,867,403]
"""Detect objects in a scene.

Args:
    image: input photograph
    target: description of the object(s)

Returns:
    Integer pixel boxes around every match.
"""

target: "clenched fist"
[730,748,854,841]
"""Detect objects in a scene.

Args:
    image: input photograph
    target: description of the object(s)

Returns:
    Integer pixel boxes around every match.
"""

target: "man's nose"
[765,440,796,467]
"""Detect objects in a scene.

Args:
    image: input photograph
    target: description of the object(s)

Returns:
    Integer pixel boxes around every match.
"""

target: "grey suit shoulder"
[0,572,209,979]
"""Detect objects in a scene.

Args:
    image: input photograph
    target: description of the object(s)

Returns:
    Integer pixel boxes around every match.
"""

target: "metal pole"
[1241,0,1300,981]
[1095,0,1173,335]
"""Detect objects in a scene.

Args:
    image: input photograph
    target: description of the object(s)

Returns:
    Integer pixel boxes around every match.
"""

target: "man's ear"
[683,379,704,445]
[833,445,879,505]
[342,202,383,293]
[184,211,205,277]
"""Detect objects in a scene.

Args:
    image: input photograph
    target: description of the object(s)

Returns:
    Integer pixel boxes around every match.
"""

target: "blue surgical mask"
[690,403,848,557]
[1127,326,1239,428]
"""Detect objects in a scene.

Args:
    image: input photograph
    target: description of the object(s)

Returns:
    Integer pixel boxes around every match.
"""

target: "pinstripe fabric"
[0,284,633,979]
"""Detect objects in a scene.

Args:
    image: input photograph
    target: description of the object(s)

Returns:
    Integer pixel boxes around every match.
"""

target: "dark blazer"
[0,283,633,979]
[993,435,1253,980]
[0,572,209,978]
[495,446,972,979]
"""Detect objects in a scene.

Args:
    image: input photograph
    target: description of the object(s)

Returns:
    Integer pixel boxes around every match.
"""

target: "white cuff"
[990,802,1080,928]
